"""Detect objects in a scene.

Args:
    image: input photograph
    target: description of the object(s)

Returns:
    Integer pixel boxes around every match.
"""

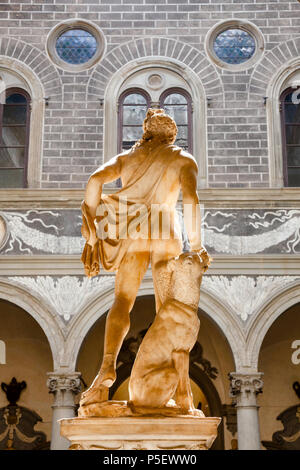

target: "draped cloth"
[81,144,181,277]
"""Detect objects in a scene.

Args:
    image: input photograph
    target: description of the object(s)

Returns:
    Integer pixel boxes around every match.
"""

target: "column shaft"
[229,372,263,451]
[47,372,81,450]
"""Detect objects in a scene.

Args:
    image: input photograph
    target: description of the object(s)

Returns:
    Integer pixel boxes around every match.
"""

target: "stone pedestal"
[60,416,221,450]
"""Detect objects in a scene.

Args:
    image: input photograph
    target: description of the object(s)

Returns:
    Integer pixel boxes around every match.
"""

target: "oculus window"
[47,19,106,72]
[213,29,256,65]
[205,20,264,71]
[55,29,98,65]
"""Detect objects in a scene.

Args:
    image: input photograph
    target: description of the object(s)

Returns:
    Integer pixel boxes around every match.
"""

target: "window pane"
[287,147,300,166]
[6,93,27,104]
[163,104,188,125]
[213,28,256,65]
[56,29,97,65]
[122,126,143,148]
[0,147,25,168]
[0,168,24,187]
[123,93,147,105]
[164,93,187,105]
[123,106,148,125]
[175,126,188,147]
[1,126,26,147]
[284,103,300,123]
[285,126,300,145]
[3,104,27,125]
[287,167,300,187]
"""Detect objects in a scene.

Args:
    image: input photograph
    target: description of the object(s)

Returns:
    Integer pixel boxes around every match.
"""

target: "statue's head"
[140,108,177,145]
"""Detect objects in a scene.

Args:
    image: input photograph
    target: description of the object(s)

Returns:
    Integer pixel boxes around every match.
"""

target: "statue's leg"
[80,246,150,405]
[173,350,199,414]
[130,367,178,408]
[151,238,182,312]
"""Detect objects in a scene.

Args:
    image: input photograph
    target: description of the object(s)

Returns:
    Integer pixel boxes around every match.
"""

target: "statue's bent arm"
[180,160,202,252]
[82,156,122,246]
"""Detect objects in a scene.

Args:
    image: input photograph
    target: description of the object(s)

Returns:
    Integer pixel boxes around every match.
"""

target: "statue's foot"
[79,384,109,407]
[188,408,205,418]
[97,355,116,387]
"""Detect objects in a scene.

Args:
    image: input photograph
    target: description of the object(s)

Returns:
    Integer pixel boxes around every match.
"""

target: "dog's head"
[167,251,208,280]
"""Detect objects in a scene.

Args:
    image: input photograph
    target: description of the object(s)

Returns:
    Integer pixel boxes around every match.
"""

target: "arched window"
[118,89,151,153]
[0,88,31,188]
[159,88,193,152]
[280,88,300,187]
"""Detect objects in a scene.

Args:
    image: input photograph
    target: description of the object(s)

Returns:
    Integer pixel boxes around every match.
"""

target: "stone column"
[47,372,81,450]
[229,372,263,450]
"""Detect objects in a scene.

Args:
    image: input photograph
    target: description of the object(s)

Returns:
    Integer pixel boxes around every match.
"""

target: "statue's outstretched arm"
[82,156,122,247]
[180,161,202,252]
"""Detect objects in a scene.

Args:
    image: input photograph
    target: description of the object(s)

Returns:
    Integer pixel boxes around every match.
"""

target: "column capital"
[47,372,81,395]
[229,372,263,401]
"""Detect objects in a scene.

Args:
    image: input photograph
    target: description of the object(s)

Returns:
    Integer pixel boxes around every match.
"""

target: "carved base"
[60,415,221,450]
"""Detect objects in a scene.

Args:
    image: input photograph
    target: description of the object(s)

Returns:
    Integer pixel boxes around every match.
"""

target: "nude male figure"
[80,109,208,406]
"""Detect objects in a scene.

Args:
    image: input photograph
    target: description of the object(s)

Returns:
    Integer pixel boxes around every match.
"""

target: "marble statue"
[79,108,210,414]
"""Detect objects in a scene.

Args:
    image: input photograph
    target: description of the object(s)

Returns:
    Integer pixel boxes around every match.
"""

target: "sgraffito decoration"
[0,378,49,450]
[0,208,299,256]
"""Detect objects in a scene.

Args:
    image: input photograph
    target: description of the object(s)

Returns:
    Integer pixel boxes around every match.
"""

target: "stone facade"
[0,1,300,187]
[0,0,300,452]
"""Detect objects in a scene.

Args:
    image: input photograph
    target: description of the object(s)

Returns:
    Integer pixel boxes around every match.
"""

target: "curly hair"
[133,108,177,150]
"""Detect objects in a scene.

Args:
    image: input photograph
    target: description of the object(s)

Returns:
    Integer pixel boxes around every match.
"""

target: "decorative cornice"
[0,188,299,209]
[1,255,300,276]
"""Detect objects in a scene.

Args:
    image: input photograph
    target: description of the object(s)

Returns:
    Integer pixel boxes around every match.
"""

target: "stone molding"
[0,188,299,209]
[0,278,64,370]
[88,37,223,101]
[247,283,300,371]
[60,416,221,451]
[0,255,299,276]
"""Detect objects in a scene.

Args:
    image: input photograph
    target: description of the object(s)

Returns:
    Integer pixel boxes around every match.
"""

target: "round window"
[55,29,97,65]
[46,20,106,72]
[213,29,256,65]
[205,20,264,71]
